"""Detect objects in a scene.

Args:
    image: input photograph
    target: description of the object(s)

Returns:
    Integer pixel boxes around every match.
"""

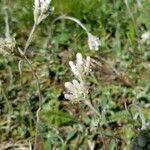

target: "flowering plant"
[64,53,90,102]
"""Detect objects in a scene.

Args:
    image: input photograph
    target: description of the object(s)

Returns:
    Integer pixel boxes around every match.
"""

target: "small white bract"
[69,53,90,81]
[34,0,53,25]
[64,79,87,101]
[87,33,101,51]
[141,31,150,44]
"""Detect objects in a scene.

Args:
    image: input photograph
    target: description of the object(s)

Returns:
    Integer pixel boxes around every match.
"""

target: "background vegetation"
[0,0,150,149]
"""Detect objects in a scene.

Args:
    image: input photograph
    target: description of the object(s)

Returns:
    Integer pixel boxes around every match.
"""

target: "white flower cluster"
[87,33,101,51]
[141,31,150,44]
[0,37,16,56]
[33,0,54,25]
[64,79,87,101]
[64,53,91,102]
[69,53,90,81]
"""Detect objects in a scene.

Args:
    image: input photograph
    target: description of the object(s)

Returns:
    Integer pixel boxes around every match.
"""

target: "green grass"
[0,0,150,149]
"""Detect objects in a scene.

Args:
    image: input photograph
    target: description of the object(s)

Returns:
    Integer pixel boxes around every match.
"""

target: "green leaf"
[41,109,77,126]
[108,110,130,123]
[109,139,116,150]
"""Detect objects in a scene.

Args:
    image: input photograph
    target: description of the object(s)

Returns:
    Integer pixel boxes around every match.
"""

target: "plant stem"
[45,15,91,49]
[22,55,42,109]
[4,9,10,38]
[53,15,88,33]
[22,55,42,150]
[24,23,37,55]
[22,22,40,149]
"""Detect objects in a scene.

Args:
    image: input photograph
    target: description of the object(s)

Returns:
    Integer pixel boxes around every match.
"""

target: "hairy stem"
[53,15,89,33]
[4,9,10,38]
[45,15,91,49]
[22,55,42,150]
[18,60,36,126]
[24,23,37,55]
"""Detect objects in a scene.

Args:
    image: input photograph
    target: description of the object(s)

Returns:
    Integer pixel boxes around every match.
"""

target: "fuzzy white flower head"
[64,79,87,102]
[0,37,16,56]
[141,31,150,44]
[69,53,90,81]
[34,0,53,25]
[87,33,101,51]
